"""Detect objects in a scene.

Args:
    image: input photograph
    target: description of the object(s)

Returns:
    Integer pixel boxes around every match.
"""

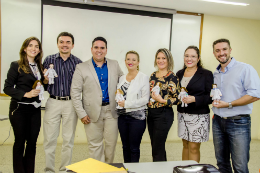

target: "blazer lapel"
[186,68,203,88]
[178,69,185,84]
[87,60,101,90]
[106,58,112,90]
[28,67,38,80]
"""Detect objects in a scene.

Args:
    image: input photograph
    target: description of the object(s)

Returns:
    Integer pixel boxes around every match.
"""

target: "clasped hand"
[81,115,91,124]
[182,96,195,104]
[212,100,229,108]
[24,89,41,98]
[118,100,125,107]
[152,92,163,103]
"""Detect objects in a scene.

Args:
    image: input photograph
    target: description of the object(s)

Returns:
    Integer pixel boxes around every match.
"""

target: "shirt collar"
[55,53,72,61]
[92,58,107,67]
[216,57,236,72]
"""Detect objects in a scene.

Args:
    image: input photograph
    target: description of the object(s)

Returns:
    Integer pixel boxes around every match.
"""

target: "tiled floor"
[0,140,259,172]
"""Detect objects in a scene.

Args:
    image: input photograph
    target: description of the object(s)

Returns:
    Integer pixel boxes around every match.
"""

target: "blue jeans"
[212,115,251,173]
[118,115,146,163]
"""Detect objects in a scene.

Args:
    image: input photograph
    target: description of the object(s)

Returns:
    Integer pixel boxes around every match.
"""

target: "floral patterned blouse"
[148,71,180,108]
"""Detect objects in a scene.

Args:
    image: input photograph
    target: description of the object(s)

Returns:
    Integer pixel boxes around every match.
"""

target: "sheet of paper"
[66,158,126,173]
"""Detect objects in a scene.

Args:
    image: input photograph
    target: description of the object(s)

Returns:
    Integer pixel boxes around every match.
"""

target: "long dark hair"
[18,37,43,74]
[182,46,203,69]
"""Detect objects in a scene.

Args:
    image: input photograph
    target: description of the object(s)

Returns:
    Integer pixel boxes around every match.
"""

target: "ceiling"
[65,0,260,20]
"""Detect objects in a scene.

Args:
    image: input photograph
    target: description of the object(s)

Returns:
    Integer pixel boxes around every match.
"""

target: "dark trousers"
[118,115,146,163]
[147,107,173,162]
[9,101,41,173]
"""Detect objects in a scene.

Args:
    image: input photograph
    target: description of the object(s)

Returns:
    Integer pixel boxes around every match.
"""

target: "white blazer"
[117,71,150,112]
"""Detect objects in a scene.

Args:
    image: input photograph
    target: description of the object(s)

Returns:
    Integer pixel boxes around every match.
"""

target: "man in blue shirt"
[43,32,82,173]
[212,38,260,173]
[71,37,123,163]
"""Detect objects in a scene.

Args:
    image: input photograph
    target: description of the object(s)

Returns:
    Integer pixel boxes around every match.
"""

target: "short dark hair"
[212,38,231,49]
[57,32,74,44]
[183,46,203,69]
[92,37,107,48]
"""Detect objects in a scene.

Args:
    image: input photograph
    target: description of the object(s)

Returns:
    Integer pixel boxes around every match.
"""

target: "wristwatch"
[228,102,233,109]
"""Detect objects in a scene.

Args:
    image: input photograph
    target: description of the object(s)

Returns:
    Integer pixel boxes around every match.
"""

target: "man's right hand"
[81,115,91,124]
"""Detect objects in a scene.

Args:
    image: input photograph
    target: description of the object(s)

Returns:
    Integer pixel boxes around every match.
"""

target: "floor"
[0,140,259,173]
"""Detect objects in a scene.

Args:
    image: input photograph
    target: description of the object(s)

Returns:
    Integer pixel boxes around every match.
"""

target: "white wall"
[0,0,202,144]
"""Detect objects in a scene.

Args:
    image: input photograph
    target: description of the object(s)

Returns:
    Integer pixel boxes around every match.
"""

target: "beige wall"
[1,14,260,145]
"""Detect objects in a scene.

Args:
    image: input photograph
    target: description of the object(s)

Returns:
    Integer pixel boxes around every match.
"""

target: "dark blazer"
[4,61,45,103]
[176,67,213,114]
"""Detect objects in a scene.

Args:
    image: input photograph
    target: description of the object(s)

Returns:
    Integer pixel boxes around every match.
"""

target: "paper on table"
[66,158,126,173]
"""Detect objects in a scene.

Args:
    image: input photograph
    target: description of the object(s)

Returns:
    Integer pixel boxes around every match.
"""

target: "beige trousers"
[84,105,118,163]
[43,98,78,173]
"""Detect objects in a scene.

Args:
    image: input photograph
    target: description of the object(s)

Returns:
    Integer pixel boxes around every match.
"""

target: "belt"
[102,102,109,106]
[50,95,71,100]
[215,114,250,120]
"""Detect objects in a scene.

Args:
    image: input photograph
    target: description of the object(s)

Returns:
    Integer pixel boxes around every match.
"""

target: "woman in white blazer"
[116,51,150,163]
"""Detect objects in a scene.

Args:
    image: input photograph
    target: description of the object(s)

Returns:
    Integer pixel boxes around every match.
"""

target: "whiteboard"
[1,0,202,106]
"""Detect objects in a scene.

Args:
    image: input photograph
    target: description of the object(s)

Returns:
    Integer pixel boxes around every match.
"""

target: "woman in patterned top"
[116,51,150,163]
[176,46,213,163]
[148,48,180,162]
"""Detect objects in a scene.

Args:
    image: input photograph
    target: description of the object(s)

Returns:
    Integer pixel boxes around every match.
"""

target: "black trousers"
[9,101,41,173]
[147,107,173,162]
[118,115,146,163]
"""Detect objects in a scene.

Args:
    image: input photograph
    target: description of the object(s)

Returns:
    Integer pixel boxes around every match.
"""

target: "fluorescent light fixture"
[202,0,249,6]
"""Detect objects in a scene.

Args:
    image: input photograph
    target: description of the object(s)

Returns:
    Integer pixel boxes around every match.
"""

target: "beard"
[217,54,230,64]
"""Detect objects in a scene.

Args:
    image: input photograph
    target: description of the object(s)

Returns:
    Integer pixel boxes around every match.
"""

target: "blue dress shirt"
[92,58,109,102]
[212,58,260,117]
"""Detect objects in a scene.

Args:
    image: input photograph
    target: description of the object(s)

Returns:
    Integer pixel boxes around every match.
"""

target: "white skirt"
[178,112,210,143]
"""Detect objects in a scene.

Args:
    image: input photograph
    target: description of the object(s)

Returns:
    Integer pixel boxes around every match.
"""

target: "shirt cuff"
[246,90,260,98]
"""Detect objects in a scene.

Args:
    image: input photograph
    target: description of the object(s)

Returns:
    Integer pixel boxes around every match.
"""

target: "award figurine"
[115,89,124,109]
[150,82,162,102]
[210,84,222,105]
[178,87,188,107]
[45,63,58,85]
[32,80,45,101]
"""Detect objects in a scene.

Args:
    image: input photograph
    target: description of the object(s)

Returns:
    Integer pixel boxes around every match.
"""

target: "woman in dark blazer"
[176,46,213,163]
[4,37,47,173]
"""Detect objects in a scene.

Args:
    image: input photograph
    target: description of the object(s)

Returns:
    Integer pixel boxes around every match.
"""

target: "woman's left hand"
[118,100,125,107]
[182,96,195,104]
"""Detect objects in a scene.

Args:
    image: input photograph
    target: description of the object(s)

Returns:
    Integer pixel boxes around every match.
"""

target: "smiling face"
[156,52,168,71]
[57,36,74,55]
[213,42,232,65]
[184,49,199,68]
[125,53,139,71]
[24,40,41,60]
[91,40,107,62]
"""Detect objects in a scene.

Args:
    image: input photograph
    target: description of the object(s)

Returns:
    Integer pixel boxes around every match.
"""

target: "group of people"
[3,31,260,173]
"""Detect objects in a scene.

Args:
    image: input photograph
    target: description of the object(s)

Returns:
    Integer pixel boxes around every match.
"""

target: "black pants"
[118,115,146,163]
[147,107,173,162]
[9,101,41,173]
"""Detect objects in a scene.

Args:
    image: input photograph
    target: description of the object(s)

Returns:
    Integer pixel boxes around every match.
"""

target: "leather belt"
[102,102,109,106]
[50,95,71,101]
[215,114,250,120]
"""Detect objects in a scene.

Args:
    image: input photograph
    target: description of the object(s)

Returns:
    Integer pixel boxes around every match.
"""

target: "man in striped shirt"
[43,32,82,173]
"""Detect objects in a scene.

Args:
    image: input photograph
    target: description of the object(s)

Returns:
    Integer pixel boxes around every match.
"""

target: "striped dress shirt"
[43,53,82,97]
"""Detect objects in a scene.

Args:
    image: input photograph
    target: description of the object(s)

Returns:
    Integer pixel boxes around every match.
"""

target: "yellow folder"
[66,158,127,173]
